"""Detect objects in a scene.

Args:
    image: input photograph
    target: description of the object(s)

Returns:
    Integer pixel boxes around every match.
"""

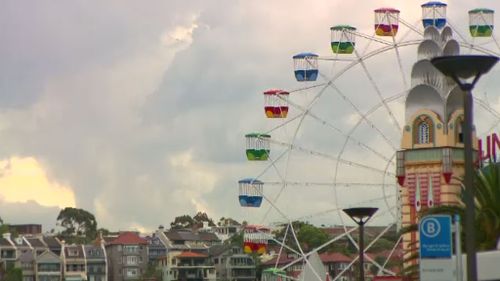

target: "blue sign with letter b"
[419,215,452,259]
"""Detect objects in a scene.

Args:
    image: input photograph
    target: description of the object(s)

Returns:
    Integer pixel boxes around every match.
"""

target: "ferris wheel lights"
[469,8,494,37]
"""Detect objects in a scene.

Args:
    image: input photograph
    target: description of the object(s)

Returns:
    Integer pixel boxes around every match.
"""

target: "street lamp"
[431,55,498,281]
[343,207,378,281]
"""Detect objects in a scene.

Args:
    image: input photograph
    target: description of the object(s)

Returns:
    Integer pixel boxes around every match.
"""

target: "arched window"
[413,115,434,144]
[418,122,430,144]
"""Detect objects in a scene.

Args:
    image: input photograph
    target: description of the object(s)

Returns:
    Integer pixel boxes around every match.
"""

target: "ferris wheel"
[239,2,500,281]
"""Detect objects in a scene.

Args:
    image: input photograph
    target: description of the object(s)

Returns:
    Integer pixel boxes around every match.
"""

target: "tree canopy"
[170,212,216,229]
[56,207,97,244]
[273,221,330,252]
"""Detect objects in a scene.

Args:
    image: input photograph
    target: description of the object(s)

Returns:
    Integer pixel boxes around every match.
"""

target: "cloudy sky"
[1,0,499,233]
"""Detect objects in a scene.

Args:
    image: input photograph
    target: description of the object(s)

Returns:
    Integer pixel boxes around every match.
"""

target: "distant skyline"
[1,0,500,233]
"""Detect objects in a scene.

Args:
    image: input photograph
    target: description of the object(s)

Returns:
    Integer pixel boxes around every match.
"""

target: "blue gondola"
[421,1,447,29]
[293,52,319,82]
[238,178,264,207]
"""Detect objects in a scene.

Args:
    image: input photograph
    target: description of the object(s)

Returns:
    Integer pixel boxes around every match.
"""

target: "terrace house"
[36,250,62,281]
[85,243,107,281]
[16,251,36,281]
[0,233,17,271]
[62,244,87,281]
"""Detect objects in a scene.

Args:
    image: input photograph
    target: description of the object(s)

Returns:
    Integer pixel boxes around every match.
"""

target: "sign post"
[419,215,454,281]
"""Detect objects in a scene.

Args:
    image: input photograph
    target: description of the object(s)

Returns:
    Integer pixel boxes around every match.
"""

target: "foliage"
[217,217,241,226]
[4,267,22,281]
[56,207,97,244]
[140,263,162,281]
[0,224,9,236]
[170,212,216,229]
[226,231,243,246]
[474,161,500,250]
[193,212,216,227]
[273,221,329,252]
[97,228,111,236]
[170,215,195,229]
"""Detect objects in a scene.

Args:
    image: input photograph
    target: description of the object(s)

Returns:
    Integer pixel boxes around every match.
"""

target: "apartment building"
[106,231,148,281]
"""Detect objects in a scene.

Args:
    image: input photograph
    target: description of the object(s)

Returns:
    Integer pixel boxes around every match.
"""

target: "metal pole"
[359,222,365,281]
[455,214,463,281]
[463,86,478,281]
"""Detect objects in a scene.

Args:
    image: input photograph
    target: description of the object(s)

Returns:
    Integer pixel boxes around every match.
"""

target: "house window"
[68,249,79,257]
[125,268,138,277]
[414,115,434,144]
[125,255,138,265]
[124,245,139,253]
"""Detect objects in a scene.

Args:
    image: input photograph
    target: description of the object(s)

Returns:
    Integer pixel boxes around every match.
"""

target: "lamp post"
[431,55,498,281]
[343,207,378,281]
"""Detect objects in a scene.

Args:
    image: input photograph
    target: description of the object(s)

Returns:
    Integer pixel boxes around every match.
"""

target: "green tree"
[56,207,97,244]
[4,267,22,281]
[140,263,161,281]
[170,215,195,229]
[424,161,500,250]
[192,212,215,227]
[97,228,111,236]
[226,231,243,246]
[218,217,241,226]
[273,221,329,252]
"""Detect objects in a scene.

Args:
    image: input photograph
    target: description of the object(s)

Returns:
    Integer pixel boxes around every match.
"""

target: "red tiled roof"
[319,252,352,263]
[177,251,208,258]
[366,248,404,261]
[109,232,147,245]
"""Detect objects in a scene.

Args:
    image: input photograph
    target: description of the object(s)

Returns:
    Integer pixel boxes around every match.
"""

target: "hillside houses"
[0,223,399,281]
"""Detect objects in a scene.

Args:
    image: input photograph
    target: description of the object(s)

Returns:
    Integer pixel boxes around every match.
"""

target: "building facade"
[106,231,148,281]
[62,244,87,281]
[210,246,256,281]
[36,250,62,281]
[396,24,473,262]
[158,251,216,281]
[85,243,108,281]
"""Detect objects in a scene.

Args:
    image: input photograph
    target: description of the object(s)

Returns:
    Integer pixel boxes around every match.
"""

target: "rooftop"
[108,232,148,245]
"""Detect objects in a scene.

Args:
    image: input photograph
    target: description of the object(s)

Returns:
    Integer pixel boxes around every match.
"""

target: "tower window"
[413,115,434,144]
[418,122,430,144]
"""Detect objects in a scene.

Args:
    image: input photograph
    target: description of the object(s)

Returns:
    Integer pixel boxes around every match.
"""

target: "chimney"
[2,233,11,240]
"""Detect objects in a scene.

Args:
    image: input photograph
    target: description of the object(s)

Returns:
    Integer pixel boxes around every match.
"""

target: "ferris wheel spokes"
[282,94,396,162]
[353,49,403,132]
